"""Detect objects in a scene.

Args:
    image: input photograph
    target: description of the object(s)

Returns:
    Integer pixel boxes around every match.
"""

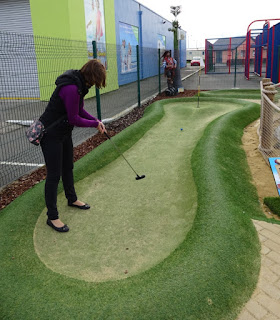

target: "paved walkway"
[237,220,280,320]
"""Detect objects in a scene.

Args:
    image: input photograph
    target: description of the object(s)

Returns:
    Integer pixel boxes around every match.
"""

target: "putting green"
[34,101,242,282]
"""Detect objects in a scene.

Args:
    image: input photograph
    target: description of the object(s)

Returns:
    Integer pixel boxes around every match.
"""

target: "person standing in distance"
[162,50,177,89]
[39,59,106,233]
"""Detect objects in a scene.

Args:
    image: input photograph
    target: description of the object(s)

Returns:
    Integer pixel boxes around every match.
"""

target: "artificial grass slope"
[73,99,166,183]
[33,100,240,283]
[264,197,280,217]
[199,89,261,99]
[0,97,265,319]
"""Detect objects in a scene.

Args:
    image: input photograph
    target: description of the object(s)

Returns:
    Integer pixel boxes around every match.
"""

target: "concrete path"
[237,220,280,320]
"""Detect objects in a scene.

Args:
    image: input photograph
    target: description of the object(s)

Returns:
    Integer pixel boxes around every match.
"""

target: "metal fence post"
[278,45,280,82]
[158,48,161,94]
[136,45,141,107]
[228,37,232,74]
[234,47,237,88]
[92,41,102,120]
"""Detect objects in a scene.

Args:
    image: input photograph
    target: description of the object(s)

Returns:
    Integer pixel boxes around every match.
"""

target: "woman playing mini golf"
[39,59,106,232]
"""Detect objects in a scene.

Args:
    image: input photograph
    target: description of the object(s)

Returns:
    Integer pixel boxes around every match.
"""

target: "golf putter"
[104,132,145,180]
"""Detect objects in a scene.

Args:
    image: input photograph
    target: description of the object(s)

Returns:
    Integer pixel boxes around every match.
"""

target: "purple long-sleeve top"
[59,85,100,128]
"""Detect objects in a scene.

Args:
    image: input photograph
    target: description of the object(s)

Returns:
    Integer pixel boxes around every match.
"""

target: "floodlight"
[170,5,182,18]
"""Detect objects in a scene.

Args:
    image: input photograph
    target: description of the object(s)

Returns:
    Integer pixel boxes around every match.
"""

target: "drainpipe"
[138,5,143,79]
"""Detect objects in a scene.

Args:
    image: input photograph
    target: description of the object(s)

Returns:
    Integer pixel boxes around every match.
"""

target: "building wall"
[1,0,187,97]
[30,0,71,39]
[220,40,252,64]
[0,0,39,98]
[114,0,186,85]
[222,50,230,63]
[187,49,205,61]
[139,3,174,80]
[180,36,187,68]
[30,0,119,100]
[0,0,33,34]
[269,22,280,83]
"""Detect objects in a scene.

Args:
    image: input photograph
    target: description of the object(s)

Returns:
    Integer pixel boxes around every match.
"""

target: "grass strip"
[0,97,271,319]
[199,89,261,99]
[264,197,280,217]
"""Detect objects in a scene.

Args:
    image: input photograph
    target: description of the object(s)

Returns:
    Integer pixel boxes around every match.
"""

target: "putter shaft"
[104,132,141,178]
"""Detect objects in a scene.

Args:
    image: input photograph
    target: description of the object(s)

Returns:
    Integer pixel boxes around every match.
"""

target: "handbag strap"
[42,89,83,132]
[44,114,68,131]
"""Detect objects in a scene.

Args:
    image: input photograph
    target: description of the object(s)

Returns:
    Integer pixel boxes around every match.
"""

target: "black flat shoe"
[68,202,90,210]
[47,219,69,232]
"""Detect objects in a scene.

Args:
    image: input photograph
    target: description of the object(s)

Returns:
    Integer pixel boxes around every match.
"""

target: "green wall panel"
[29,0,118,101]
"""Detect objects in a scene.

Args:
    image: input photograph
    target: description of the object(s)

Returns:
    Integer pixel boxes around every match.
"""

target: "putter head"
[136,175,145,180]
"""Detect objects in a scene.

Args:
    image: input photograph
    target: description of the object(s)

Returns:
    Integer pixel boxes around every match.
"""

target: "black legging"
[41,130,77,220]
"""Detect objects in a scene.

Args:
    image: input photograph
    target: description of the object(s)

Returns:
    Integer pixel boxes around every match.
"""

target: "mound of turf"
[199,89,261,100]
[264,197,280,217]
[33,99,244,284]
[0,97,273,320]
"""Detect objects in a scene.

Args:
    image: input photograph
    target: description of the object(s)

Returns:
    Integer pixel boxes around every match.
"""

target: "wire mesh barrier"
[0,31,175,189]
[205,37,247,75]
[258,79,280,163]
[245,21,280,83]
[245,26,267,80]
[204,27,280,88]
[200,36,265,90]
[0,31,266,190]
[182,68,262,91]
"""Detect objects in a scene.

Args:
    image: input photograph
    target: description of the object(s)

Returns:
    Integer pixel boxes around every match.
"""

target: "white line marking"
[0,161,44,167]
[6,120,33,126]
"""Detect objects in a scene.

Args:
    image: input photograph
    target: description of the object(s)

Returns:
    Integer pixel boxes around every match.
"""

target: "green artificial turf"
[264,197,280,217]
[199,89,261,100]
[0,97,275,319]
[34,100,240,283]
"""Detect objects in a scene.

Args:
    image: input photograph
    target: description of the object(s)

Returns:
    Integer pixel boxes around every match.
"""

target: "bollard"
[262,78,272,85]
[262,78,274,89]
[264,85,277,102]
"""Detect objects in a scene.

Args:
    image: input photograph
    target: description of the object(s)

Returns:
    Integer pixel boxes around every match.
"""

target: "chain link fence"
[259,79,280,163]
[0,31,264,190]
[205,37,247,75]
[0,31,176,189]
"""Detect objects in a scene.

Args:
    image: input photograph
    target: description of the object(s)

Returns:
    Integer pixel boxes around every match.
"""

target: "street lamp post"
[169,5,183,90]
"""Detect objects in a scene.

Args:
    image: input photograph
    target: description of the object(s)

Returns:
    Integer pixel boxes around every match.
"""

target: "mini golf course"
[1,95,277,319]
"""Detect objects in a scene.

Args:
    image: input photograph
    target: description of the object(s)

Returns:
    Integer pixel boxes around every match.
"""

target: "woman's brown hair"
[80,59,106,89]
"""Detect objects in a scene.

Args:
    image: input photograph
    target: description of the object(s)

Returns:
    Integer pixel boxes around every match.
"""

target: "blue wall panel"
[272,23,280,83]
[254,35,262,75]
[114,0,186,86]
[266,27,273,79]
